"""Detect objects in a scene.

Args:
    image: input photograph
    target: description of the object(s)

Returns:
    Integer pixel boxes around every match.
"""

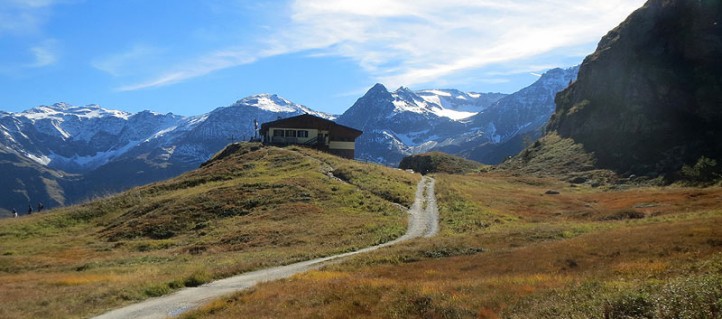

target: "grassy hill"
[3,143,721,318]
[0,143,420,318]
[180,171,722,319]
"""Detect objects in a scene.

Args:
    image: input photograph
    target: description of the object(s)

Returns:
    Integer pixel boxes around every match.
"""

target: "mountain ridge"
[0,71,575,213]
[544,0,722,178]
[339,67,578,165]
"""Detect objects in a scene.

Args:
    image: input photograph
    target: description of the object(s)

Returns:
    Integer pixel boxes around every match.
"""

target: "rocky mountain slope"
[544,0,722,178]
[337,84,493,165]
[433,67,579,163]
[0,95,332,213]
[0,146,77,216]
[339,68,577,165]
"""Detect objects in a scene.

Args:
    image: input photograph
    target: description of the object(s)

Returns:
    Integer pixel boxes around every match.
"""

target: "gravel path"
[92,176,439,319]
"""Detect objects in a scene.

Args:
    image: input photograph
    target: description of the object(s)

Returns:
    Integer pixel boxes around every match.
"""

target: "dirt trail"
[92,176,439,319]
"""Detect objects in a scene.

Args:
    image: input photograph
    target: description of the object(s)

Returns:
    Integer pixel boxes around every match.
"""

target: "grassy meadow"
[181,172,722,319]
[0,144,420,318]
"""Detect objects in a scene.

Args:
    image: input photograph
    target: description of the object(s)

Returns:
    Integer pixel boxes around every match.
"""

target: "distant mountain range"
[0,95,332,213]
[0,68,577,214]
[337,66,578,165]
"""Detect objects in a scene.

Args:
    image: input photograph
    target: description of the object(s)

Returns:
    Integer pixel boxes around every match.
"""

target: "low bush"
[184,270,212,287]
[681,156,722,185]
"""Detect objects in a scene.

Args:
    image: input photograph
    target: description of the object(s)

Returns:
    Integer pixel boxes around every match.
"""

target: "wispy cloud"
[92,45,164,77]
[26,39,58,67]
[119,0,646,91]
[115,48,269,91]
[280,0,647,88]
[0,0,69,35]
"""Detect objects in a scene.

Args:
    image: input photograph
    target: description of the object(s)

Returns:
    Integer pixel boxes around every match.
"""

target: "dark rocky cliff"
[547,0,722,177]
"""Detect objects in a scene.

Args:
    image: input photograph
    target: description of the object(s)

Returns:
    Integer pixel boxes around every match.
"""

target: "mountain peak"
[22,103,131,120]
[226,94,332,119]
[51,102,73,110]
[369,83,388,92]
[233,94,295,112]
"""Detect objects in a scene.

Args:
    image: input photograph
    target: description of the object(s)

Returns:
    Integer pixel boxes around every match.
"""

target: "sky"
[0,0,647,116]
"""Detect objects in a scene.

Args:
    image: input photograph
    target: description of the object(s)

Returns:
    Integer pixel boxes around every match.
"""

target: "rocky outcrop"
[399,152,483,175]
[547,0,722,177]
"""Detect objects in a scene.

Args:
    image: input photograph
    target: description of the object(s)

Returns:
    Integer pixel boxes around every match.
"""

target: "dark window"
[273,130,284,137]
[285,130,297,137]
[298,130,309,138]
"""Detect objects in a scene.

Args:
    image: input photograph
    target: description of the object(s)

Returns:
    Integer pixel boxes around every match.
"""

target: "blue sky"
[0,0,646,115]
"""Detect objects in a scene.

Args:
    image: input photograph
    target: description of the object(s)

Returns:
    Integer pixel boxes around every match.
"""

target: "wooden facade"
[259,114,363,159]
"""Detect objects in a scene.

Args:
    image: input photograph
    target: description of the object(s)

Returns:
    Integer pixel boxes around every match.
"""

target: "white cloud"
[280,0,647,88]
[27,40,58,67]
[92,45,164,76]
[116,47,272,91]
[120,0,647,91]
[0,0,68,35]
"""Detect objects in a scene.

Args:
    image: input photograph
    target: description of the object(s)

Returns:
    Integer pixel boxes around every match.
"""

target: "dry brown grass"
[181,171,722,319]
[0,144,420,318]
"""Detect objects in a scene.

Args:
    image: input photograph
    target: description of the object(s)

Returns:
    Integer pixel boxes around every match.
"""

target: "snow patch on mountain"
[338,67,578,165]
[234,94,334,120]
[20,103,131,121]
[48,140,142,169]
[0,93,332,171]
[416,89,507,114]
[24,153,51,166]
[430,108,476,121]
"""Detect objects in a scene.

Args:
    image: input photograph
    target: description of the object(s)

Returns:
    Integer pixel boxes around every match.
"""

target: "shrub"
[184,270,212,287]
[681,156,721,185]
[655,275,722,319]
[605,292,654,319]
[601,210,646,221]
[144,284,171,297]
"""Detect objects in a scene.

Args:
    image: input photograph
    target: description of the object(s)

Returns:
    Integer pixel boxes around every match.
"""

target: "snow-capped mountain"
[432,66,580,163]
[0,94,331,212]
[0,94,331,171]
[416,89,507,115]
[338,67,579,165]
[337,84,487,164]
[0,69,576,214]
[0,103,184,171]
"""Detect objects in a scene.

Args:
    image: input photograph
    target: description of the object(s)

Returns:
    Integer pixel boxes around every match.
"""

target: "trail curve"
[93,176,438,319]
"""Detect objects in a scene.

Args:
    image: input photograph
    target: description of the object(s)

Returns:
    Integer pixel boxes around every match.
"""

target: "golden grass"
[0,144,420,318]
[181,171,722,319]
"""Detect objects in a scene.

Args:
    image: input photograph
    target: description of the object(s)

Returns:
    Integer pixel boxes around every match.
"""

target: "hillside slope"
[179,172,722,319]
[547,0,722,177]
[0,143,419,319]
[0,146,78,216]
